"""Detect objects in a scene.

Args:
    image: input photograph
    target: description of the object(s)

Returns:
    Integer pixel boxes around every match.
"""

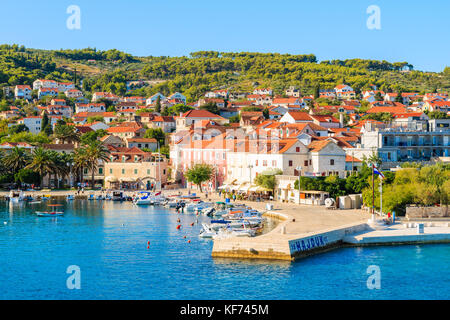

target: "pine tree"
[155,96,161,113]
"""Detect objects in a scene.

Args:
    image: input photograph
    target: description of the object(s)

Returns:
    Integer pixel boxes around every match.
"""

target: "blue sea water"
[0,200,448,300]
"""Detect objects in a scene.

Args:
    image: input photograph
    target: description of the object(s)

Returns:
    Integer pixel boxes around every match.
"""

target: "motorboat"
[212,227,256,239]
[36,204,64,217]
[186,201,213,212]
[134,192,152,205]
[88,194,95,200]
[199,223,218,238]
[96,194,105,200]
[66,194,75,200]
[112,191,124,201]
[9,190,25,203]
[200,207,215,217]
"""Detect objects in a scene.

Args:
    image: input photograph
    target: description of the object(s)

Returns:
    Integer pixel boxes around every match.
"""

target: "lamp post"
[247,164,253,184]
[296,166,302,205]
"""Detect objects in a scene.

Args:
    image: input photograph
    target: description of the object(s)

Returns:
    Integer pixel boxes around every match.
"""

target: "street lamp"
[296,166,302,205]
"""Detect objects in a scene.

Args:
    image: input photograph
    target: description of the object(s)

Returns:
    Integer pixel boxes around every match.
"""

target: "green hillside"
[1,44,449,103]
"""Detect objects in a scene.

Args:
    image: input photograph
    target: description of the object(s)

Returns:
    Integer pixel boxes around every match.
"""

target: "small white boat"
[201,207,215,216]
[66,194,75,200]
[36,204,64,217]
[212,227,255,239]
[199,223,217,238]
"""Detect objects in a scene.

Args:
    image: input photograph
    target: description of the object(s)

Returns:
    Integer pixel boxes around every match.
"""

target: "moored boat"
[36,204,64,217]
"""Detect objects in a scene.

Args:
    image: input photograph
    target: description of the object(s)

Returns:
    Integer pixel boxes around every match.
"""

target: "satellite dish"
[325,198,335,208]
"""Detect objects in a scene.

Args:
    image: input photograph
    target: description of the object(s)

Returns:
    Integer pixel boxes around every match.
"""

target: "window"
[272,160,276,166]
[289,160,293,167]
[330,159,335,165]
[263,160,267,167]
[110,169,113,174]
[255,160,258,166]
[304,160,308,166]
[147,169,150,175]
[309,159,312,165]
[163,169,166,175]
[122,169,125,174]
[296,147,300,152]
[134,169,138,174]
[98,168,103,174]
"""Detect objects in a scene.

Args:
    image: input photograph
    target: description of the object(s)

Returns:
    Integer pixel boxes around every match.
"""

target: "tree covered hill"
[1,44,449,103]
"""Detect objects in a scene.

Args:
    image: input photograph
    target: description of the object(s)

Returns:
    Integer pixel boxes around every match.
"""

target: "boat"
[134,191,152,205]
[66,194,75,200]
[212,226,256,239]
[186,200,213,212]
[88,194,95,200]
[112,191,124,201]
[199,223,218,238]
[200,207,215,217]
[36,204,64,217]
[95,194,105,200]
[9,190,25,203]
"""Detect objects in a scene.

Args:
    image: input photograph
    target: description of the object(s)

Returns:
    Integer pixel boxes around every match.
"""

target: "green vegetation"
[144,128,165,146]
[185,163,213,192]
[1,45,448,104]
[362,163,450,215]
[254,168,283,192]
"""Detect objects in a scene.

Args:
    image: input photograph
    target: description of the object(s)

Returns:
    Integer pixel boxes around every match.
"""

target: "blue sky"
[0,0,448,72]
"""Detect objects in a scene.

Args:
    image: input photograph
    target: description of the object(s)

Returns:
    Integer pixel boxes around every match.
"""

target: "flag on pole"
[373,165,385,179]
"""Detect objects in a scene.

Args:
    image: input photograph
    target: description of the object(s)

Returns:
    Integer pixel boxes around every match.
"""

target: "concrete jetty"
[212,211,450,261]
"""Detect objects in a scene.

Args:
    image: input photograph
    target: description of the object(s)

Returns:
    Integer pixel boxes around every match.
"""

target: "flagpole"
[372,163,375,221]
[379,177,383,216]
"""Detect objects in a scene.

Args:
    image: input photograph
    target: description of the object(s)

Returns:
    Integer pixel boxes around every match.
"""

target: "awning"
[218,184,229,190]
[105,176,118,183]
[238,182,251,192]
[119,177,136,182]
[230,184,241,191]
[249,185,271,192]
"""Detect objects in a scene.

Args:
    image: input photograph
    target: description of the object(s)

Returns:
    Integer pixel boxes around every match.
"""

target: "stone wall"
[406,206,449,219]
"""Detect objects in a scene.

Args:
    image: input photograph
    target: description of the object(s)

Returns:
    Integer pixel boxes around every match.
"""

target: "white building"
[14,85,32,100]
[75,103,106,113]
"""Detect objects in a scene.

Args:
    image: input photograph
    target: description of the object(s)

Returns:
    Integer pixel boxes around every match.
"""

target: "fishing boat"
[36,204,64,217]
[96,194,105,200]
[9,190,25,203]
[112,191,124,201]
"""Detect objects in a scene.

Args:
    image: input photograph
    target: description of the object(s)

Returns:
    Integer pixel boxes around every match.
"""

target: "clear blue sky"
[0,0,448,72]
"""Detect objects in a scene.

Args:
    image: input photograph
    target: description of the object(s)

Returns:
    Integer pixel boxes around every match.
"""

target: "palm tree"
[84,141,110,189]
[2,147,31,174]
[51,152,71,189]
[26,147,55,188]
[73,147,89,185]
[54,124,80,144]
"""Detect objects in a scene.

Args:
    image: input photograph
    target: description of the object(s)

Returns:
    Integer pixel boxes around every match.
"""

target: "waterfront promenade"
[3,188,449,261]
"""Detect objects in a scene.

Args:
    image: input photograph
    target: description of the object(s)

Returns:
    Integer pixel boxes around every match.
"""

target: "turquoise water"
[0,200,448,300]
